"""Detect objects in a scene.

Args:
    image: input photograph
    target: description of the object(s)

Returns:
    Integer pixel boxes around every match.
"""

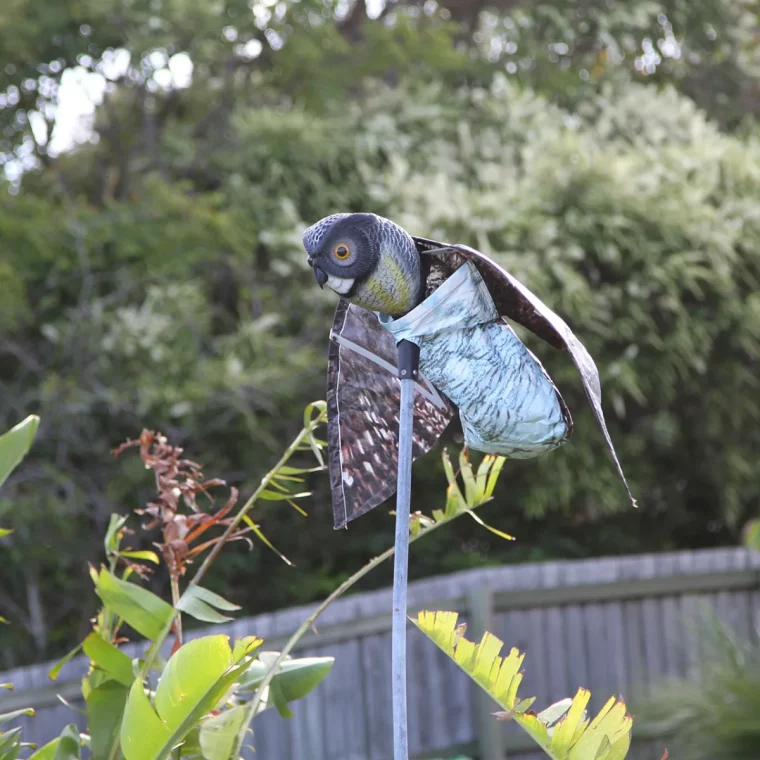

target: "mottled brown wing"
[327,300,454,529]
[413,236,636,508]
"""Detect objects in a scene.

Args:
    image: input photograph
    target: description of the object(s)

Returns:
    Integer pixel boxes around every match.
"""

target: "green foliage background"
[1,0,759,668]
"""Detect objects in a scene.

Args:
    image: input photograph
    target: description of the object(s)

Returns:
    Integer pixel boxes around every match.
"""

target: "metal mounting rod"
[392,339,420,760]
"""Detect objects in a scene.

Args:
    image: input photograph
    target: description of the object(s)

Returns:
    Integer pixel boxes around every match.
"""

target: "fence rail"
[3,547,759,759]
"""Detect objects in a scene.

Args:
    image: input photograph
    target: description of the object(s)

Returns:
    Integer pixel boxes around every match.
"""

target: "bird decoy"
[303,211,635,529]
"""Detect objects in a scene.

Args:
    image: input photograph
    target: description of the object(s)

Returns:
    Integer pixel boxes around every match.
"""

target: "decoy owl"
[303,212,635,529]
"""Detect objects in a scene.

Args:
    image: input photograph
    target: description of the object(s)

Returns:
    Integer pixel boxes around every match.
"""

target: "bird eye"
[334,244,351,260]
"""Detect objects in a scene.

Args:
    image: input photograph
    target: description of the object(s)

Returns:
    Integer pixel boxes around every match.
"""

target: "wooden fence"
[2,547,759,759]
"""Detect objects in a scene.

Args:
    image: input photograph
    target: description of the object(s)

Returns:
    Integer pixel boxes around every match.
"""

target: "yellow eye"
[334,244,351,260]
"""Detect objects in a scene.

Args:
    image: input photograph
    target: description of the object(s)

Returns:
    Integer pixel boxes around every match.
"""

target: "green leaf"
[237,652,334,713]
[551,690,590,755]
[53,724,81,760]
[119,550,160,565]
[27,739,61,760]
[104,514,129,556]
[121,634,255,760]
[0,728,22,759]
[232,636,263,664]
[267,676,294,719]
[568,696,632,760]
[242,515,293,566]
[83,632,135,687]
[466,509,515,542]
[0,528,12,538]
[0,415,39,490]
[277,465,324,475]
[184,585,241,612]
[86,681,128,760]
[459,450,478,504]
[198,706,248,760]
[153,635,234,730]
[94,569,173,642]
[743,519,760,551]
[0,708,34,724]
[120,679,172,760]
[484,455,506,499]
[48,643,83,681]
[413,610,633,760]
[177,586,237,624]
[0,683,12,690]
[257,489,311,501]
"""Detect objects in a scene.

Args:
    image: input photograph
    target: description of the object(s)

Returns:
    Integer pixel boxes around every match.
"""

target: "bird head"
[303,212,422,316]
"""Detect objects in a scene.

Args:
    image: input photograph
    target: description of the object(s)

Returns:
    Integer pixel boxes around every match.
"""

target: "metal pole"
[392,339,419,760]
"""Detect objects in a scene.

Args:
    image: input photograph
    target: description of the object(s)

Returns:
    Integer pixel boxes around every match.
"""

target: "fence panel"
[2,547,758,759]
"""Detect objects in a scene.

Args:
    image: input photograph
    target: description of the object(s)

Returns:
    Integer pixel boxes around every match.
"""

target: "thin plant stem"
[170,574,182,645]
[188,412,322,591]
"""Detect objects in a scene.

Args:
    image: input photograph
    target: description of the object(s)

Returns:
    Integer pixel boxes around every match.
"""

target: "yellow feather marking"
[366,278,400,313]
[355,256,413,314]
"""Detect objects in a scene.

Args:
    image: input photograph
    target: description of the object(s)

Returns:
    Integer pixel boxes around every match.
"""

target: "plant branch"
[137,402,327,679]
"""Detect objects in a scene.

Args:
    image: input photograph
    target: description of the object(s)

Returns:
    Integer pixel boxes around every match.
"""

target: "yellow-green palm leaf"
[413,610,633,760]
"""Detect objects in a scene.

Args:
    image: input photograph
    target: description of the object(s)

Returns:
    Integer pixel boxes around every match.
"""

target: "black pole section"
[397,340,421,381]
[392,338,420,760]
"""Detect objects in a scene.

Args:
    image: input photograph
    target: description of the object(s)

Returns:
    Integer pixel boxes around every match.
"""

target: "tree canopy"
[1,0,759,668]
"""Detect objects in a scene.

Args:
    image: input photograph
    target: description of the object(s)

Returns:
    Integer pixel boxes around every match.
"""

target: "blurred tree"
[1,0,759,667]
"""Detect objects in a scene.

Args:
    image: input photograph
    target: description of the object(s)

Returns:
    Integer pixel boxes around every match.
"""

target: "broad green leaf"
[177,585,245,624]
[153,635,234,730]
[198,706,248,760]
[267,676,295,719]
[94,569,173,642]
[83,632,135,687]
[121,634,255,760]
[414,610,633,760]
[27,739,61,760]
[121,679,172,760]
[185,586,241,612]
[0,415,39,490]
[48,643,83,681]
[86,681,128,760]
[53,724,80,760]
[237,652,334,712]
[0,528,12,538]
[177,595,234,624]
[232,636,263,664]
[0,708,34,724]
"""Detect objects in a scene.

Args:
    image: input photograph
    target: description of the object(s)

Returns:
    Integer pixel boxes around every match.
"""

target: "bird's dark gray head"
[303,212,422,316]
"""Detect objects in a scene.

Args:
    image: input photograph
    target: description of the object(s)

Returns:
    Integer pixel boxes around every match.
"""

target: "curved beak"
[313,265,328,289]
